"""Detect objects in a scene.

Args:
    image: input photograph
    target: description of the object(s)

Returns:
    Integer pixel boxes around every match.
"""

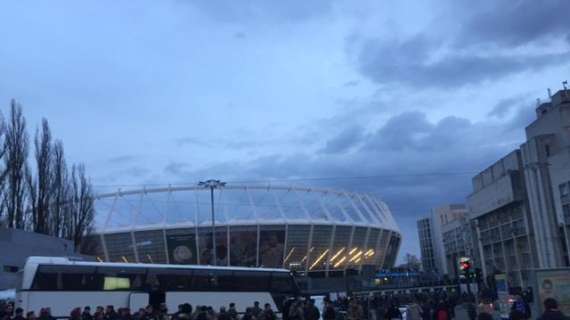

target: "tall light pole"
[198,179,226,265]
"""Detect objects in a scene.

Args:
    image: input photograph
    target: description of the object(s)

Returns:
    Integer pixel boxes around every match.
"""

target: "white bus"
[17,257,299,317]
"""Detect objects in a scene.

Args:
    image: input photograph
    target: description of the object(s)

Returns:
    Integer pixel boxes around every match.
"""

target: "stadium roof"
[94,184,400,234]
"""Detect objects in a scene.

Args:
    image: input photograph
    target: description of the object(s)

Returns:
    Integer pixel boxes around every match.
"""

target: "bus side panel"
[166,292,276,313]
[21,291,132,317]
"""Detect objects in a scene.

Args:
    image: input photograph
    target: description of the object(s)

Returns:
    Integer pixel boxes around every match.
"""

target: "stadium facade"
[90,184,401,275]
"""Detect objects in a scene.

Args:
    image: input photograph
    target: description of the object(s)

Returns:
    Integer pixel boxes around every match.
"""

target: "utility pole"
[198,179,226,265]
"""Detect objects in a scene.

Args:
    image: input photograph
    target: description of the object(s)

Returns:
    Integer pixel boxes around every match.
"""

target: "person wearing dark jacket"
[13,308,25,320]
[539,298,570,320]
[82,307,93,320]
[322,301,336,320]
[304,300,320,320]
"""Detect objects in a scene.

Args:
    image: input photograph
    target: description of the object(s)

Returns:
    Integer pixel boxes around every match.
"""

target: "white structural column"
[194,190,201,265]
[100,194,119,261]
[345,226,356,272]
[380,231,393,268]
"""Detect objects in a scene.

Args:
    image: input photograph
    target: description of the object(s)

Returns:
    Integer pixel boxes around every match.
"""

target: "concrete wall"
[0,228,77,289]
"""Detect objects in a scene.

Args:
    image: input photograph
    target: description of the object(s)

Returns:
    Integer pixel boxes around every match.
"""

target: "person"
[304,300,320,320]
[251,302,262,319]
[510,295,531,320]
[454,297,476,320]
[83,307,93,320]
[259,304,276,320]
[420,300,431,320]
[348,299,364,320]
[25,312,35,320]
[432,302,450,320]
[385,302,402,320]
[322,300,336,320]
[288,301,304,320]
[538,298,569,320]
[12,308,25,320]
[157,304,168,320]
[228,304,238,320]
[71,308,83,320]
[105,306,118,320]
[241,308,255,320]
[217,307,230,320]
[407,300,423,320]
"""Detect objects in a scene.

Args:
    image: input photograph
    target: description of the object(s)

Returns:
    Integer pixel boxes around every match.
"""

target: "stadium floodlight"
[198,179,226,265]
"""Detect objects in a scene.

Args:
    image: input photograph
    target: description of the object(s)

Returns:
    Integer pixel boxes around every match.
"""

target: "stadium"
[90,182,401,276]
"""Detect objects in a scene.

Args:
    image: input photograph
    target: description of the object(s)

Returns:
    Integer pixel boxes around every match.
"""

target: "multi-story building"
[417,217,437,272]
[467,88,570,288]
[417,204,469,277]
[467,150,538,288]
[521,89,570,267]
[441,206,473,279]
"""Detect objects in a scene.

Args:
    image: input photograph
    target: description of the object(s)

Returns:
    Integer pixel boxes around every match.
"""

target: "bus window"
[232,271,270,291]
[59,266,98,291]
[270,272,294,293]
[156,269,193,291]
[97,266,147,291]
[31,265,60,290]
[215,270,234,291]
[191,269,216,291]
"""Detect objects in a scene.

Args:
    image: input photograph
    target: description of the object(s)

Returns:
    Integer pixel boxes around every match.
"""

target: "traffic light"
[459,257,472,273]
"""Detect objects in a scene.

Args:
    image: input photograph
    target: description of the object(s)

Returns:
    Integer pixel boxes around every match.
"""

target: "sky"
[1,0,569,262]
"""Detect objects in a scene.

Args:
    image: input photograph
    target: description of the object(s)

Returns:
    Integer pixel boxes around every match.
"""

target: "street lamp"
[198,179,226,265]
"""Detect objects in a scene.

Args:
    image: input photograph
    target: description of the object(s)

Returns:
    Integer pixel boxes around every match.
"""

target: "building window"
[2,265,19,273]
[545,144,551,157]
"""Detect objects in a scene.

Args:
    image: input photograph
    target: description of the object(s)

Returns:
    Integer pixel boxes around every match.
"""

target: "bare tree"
[68,164,94,249]
[50,140,68,237]
[3,100,29,229]
[30,119,53,234]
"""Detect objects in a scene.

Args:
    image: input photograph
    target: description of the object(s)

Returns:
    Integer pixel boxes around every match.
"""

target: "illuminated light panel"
[365,249,375,256]
[349,247,358,255]
[355,257,362,264]
[283,248,296,263]
[330,248,345,262]
[333,256,347,268]
[349,251,363,262]
[146,254,153,263]
[121,256,129,263]
[309,249,330,270]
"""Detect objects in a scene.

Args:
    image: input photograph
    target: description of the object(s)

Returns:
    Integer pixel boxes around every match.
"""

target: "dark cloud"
[319,125,365,154]
[488,95,528,118]
[187,0,334,23]
[457,0,570,48]
[353,0,570,89]
[357,35,570,88]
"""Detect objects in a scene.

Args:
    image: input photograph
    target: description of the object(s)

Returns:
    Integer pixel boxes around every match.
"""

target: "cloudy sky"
[1,0,569,260]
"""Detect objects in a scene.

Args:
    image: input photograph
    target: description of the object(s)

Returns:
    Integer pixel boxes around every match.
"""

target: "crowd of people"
[0,295,569,320]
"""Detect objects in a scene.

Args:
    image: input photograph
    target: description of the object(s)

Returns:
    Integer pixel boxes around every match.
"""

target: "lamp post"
[198,179,226,265]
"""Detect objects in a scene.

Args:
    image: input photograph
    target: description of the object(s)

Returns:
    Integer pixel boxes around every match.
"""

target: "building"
[417,204,468,277]
[417,217,437,272]
[467,150,538,288]
[467,88,570,288]
[0,228,78,289]
[521,89,570,267]
[440,206,473,279]
[90,184,402,277]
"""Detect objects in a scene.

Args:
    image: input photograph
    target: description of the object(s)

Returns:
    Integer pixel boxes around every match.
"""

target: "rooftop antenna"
[547,88,552,99]
[536,98,541,107]
[563,80,568,90]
